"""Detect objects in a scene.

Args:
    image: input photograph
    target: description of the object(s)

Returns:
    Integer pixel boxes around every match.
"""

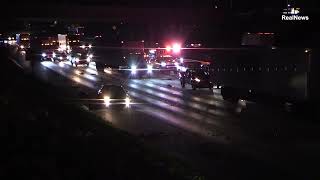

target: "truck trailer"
[208,32,320,107]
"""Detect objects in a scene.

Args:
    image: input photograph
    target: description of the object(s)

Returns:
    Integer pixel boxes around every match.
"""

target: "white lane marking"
[41,61,96,88]
[128,85,227,128]
[130,91,227,142]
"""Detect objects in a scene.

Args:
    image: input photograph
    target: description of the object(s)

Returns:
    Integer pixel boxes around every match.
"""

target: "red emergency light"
[172,43,181,53]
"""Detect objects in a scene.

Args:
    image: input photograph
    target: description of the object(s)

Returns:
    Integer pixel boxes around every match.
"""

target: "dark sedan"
[91,85,131,109]
[70,52,90,67]
[180,69,213,90]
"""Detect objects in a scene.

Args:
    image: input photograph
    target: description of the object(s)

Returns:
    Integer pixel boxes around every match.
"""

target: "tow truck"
[149,43,182,70]
[153,55,177,69]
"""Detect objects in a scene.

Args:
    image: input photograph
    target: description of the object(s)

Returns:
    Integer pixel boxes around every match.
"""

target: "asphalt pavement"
[37,60,247,142]
[8,46,320,179]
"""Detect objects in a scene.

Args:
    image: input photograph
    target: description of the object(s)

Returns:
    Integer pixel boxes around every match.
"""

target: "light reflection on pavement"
[10,46,320,179]
[40,61,247,144]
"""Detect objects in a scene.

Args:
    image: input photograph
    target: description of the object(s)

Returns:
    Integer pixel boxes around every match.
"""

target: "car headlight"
[125,97,130,108]
[86,57,91,62]
[181,67,187,72]
[20,45,24,49]
[59,57,63,60]
[147,64,153,73]
[161,62,166,67]
[195,78,201,82]
[88,44,92,48]
[89,54,93,58]
[104,68,112,74]
[42,53,46,57]
[131,65,137,74]
[104,96,110,107]
[52,52,56,58]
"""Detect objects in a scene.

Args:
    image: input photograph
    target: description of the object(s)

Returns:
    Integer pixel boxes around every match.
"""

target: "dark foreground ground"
[0,47,199,180]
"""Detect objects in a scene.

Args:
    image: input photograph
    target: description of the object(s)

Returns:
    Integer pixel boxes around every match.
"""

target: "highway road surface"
[8,46,320,179]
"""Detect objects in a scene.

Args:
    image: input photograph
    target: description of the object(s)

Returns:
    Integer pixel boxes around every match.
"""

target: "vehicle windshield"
[193,70,209,79]
[101,86,127,98]
[184,62,202,69]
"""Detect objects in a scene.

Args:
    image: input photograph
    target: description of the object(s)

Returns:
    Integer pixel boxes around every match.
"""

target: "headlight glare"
[147,65,153,73]
[131,65,137,74]
[104,96,110,107]
[125,97,130,107]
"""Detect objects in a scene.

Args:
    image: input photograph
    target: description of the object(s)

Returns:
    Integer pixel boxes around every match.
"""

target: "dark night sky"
[2,0,318,20]
[1,0,318,19]
[0,0,318,36]
[3,0,318,8]
[0,0,318,48]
